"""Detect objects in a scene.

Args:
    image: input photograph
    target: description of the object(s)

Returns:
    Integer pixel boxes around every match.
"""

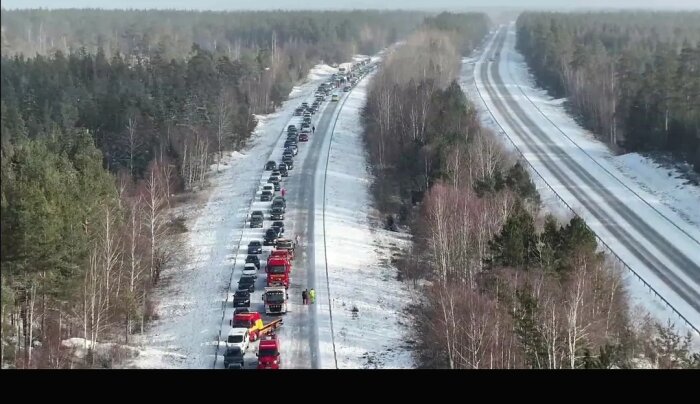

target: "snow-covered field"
[315,69,415,369]
[462,25,700,335]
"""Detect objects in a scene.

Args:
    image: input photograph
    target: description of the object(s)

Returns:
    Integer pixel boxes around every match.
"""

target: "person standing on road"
[281,187,286,198]
[312,125,315,133]
[302,289,308,305]
[309,288,316,304]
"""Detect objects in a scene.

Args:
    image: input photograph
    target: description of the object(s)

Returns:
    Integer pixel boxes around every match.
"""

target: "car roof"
[249,240,261,245]
[228,328,247,336]
[259,339,278,348]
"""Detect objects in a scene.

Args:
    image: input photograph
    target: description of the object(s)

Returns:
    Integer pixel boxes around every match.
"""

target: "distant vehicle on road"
[238,275,256,292]
[245,254,260,270]
[265,161,276,170]
[247,241,263,254]
[233,290,250,308]
[223,346,245,369]
[250,212,264,228]
[272,221,285,236]
[331,94,339,102]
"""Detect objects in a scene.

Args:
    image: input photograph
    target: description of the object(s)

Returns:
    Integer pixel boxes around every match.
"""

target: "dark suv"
[247,241,263,254]
[265,161,276,170]
[272,197,286,209]
[272,221,285,236]
[283,157,294,170]
[223,346,245,369]
[264,228,278,246]
[250,215,263,228]
[233,290,250,308]
[278,163,288,177]
[261,190,273,202]
[238,275,256,292]
[270,207,285,220]
[250,211,264,228]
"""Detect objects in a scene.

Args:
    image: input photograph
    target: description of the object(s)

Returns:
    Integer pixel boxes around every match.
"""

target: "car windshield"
[269,265,287,274]
[259,348,278,357]
[240,276,254,283]
[228,335,243,343]
[266,291,285,304]
[235,291,248,298]
[249,242,260,246]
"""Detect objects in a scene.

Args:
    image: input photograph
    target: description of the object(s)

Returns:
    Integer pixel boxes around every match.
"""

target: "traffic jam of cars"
[223,58,373,369]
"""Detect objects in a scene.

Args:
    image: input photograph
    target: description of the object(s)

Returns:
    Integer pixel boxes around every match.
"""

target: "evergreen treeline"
[0,9,424,368]
[516,12,700,172]
[1,9,425,61]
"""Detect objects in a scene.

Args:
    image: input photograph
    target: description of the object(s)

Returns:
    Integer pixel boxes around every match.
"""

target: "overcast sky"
[2,0,700,10]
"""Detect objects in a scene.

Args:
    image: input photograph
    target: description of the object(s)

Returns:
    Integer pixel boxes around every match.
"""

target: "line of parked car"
[224,58,374,369]
[223,75,337,369]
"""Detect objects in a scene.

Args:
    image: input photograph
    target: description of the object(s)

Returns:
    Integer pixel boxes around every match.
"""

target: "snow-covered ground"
[314,67,415,369]
[462,24,700,335]
[123,63,337,368]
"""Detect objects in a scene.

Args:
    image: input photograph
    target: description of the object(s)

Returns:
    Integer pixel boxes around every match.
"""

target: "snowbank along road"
[214,59,377,368]
[475,24,700,331]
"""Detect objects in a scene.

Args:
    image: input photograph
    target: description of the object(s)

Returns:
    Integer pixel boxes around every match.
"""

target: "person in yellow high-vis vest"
[309,288,316,304]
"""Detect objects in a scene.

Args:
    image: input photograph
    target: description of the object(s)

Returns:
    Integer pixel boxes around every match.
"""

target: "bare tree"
[141,162,167,284]
[214,90,233,171]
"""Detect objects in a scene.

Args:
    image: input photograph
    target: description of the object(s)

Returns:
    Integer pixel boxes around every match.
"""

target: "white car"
[262,184,275,194]
[227,328,250,352]
[242,263,257,278]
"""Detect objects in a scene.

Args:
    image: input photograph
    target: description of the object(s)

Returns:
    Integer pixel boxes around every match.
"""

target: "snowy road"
[128,54,413,369]
[212,58,383,369]
[474,25,700,330]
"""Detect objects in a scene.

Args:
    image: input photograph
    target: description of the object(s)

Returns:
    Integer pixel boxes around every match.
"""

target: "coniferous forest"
[516,12,700,172]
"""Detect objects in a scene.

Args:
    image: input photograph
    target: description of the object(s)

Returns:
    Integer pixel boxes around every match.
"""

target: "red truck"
[230,311,282,341]
[266,257,291,289]
[257,334,281,369]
